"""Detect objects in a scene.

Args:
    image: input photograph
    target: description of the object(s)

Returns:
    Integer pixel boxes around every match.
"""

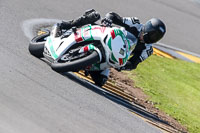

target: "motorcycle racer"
[58,9,166,86]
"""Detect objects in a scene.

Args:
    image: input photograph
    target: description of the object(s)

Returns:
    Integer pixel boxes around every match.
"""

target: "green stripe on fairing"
[89,26,94,41]
[82,25,94,41]
[123,54,128,63]
[127,39,131,51]
[48,38,58,59]
[111,53,118,63]
[88,44,94,50]
[107,38,112,50]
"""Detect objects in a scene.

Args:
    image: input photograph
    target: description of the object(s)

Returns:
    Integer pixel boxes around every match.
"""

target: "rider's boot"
[60,9,100,30]
[89,68,110,87]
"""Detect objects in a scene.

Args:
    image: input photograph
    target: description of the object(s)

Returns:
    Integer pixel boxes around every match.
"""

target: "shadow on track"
[61,71,171,127]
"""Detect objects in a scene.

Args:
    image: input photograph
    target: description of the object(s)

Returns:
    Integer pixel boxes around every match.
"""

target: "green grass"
[125,55,200,133]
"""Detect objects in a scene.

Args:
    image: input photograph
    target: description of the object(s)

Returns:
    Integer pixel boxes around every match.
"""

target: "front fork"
[79,44,106,71]
[78,44,102,62]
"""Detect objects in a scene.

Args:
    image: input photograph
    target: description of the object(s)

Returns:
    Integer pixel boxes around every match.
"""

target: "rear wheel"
[29,30,50,58]
[51,50,100,72]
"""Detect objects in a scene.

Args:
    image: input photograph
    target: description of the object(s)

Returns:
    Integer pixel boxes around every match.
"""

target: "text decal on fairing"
[75,25,94,43]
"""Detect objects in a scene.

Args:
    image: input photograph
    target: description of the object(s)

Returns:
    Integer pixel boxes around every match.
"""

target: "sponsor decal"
[75,25,94,43]
[92,26,106,33]
[108,29,130,65]
[119,48,125,56]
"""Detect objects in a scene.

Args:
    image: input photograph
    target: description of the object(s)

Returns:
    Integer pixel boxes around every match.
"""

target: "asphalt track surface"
[0,0,199,132]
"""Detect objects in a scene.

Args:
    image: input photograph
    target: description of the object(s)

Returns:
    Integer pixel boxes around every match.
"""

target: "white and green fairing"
[44,24,137,70]
[106,28,132,67]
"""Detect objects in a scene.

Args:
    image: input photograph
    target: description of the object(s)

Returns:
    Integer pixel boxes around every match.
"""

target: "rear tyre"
[51,51,100,72]
[29,30,50,58]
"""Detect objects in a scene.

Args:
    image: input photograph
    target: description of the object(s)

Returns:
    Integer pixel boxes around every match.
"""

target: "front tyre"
[29,30,50,58]
[51,51,100,72]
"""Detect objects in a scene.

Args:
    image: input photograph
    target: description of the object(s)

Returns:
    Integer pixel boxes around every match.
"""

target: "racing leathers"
[59,10,153,86]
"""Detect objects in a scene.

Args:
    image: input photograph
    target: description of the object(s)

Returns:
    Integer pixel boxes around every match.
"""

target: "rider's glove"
[83,9,96,16]
[58,20,73,30]
[132,17,140,24]
[83,9,101,22]
[101,17,112,27]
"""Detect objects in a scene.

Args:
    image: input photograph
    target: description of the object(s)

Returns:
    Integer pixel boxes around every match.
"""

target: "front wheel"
[51,51,100,72]
[29,30,50,58]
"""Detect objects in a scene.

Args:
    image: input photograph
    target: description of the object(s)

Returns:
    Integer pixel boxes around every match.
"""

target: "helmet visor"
[143,21,164,43]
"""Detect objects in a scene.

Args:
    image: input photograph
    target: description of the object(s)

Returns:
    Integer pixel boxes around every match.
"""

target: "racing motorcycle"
[29,22,137,73]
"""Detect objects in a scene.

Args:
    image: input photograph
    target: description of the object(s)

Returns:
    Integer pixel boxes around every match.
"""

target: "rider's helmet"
[141,18,166,44]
